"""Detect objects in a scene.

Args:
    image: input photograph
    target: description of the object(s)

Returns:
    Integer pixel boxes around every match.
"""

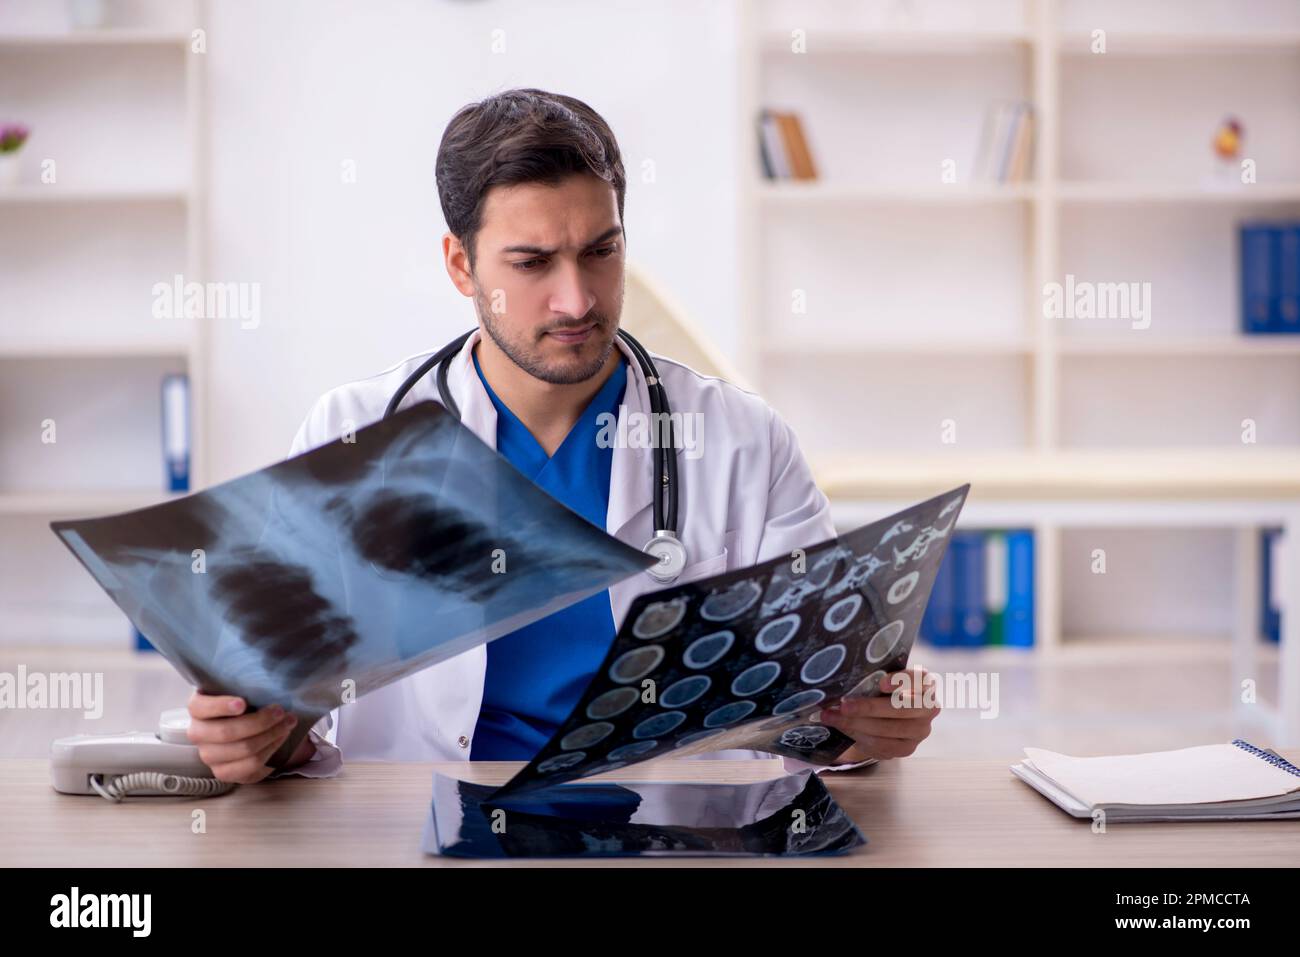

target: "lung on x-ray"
[50,400,655,767]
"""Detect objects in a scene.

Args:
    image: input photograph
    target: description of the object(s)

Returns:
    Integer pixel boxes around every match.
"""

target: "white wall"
[204,0,741,482]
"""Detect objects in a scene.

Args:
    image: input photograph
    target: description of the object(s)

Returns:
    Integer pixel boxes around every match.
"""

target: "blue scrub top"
[469,348,628,760]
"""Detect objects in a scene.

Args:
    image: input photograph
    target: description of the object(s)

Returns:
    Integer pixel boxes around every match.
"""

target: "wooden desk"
[5,755,1297,866]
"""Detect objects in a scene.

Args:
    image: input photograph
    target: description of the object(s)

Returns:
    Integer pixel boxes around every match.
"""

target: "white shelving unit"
[738,0,1300,741]
[0,1,207,644]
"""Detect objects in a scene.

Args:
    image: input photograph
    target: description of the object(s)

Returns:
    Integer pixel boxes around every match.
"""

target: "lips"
[545,323,596,344]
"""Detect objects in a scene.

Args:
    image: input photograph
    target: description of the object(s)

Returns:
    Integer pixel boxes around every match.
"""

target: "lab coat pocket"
[674,547,729,586]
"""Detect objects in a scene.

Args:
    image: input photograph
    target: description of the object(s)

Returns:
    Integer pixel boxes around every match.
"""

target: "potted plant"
[0,124,30,189]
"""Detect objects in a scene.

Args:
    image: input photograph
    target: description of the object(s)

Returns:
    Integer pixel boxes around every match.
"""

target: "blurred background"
[1,0,1298,759]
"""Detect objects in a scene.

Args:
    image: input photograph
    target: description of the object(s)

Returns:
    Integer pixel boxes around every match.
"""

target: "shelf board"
[760,28,1032,56]
[1057,31,1300,56]
[0,340,192,360]
[0,30,190,50]
[1057,182,1300,205]
[1057,335,1300,356]
[0,490,184,517]
[759,181,1034,205]
[814,448,1300,501]
[761,338,1033,357]
[0,186,187,205]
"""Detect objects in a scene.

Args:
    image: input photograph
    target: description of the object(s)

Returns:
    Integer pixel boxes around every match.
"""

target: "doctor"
[186,88,942,784]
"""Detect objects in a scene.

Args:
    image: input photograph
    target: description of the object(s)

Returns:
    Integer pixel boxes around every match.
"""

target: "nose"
[547,259,596,321]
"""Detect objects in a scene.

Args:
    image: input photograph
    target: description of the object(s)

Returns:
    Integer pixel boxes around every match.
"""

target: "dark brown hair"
[436,88,627,269]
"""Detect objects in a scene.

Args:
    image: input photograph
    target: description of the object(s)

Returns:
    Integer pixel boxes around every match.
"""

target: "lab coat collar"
[442,327,656,540]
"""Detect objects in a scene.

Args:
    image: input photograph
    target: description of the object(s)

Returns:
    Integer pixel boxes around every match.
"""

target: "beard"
[472,283,618,386]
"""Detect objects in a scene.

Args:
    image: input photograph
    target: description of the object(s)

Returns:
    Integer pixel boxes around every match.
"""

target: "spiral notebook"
[1011,739,1300,822]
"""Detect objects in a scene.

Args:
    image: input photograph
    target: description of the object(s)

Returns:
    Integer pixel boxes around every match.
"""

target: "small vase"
[0,154,21,189]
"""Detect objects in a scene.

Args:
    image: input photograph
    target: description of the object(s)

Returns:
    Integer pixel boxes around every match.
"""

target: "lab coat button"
[457,735,469,749]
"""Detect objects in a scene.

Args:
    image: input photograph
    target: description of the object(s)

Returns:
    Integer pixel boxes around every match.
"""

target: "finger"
[217,730,293,783]
[882,667,937,693]
[188,690,247,720]
[838,735,920,760]
[251,723,296,767]
[834,693,940,719]
[210,756,274,785]
[197,714,296,767]
[817,713,933,741]
[187,704,291,745]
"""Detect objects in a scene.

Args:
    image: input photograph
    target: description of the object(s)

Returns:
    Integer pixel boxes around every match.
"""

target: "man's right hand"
[186,691,301,784]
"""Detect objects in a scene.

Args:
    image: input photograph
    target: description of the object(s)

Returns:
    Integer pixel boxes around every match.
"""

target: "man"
[187,88,941,783]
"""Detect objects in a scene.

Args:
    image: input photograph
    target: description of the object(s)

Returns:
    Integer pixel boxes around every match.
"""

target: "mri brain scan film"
[495,483,970,796]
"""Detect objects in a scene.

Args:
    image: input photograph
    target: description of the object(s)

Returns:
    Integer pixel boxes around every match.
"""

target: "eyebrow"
[501,226,623,257]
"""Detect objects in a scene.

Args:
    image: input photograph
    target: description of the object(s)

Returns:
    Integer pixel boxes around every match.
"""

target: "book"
[1279,224,1300,332]
[952,530,987,645]
[1004,529,1034,647]
[1240,223,1275,333]
[920,543,957,646]
[1262,527,1283,643]
[779,111,818,180]
[759,109,790,179]
[1012,739,1300,822]
[984,531,1007,646]
[161,373,190,493]
[1005,104,1035,183]
[756,110,776,179]
[996,102,1023,183]
[973,100,1035,184]
[757,110,818,181]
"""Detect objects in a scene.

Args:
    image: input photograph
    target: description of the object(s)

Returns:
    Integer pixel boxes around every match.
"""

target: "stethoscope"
[383,327,687,583]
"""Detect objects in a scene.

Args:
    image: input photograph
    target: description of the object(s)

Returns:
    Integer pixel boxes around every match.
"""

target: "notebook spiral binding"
[1232,738,1300,777]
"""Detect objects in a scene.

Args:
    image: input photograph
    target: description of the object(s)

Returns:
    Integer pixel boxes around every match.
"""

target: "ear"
[442,232,476,297]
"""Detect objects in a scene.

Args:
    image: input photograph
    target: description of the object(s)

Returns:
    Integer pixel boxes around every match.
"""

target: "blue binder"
[1005,530,1034,647]
[1261,527,1282,644]
[1278,225,1300,333]
[921,546,957,647]
[1240,223,1275,334]
[951,531,987,646]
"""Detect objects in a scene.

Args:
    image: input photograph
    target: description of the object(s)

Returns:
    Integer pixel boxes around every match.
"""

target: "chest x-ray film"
[491,484,969,797]
[51,400,655,767]
[423,768,865,858]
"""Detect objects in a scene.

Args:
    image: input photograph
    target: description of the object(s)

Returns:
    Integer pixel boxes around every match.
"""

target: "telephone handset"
[50,708,237,802]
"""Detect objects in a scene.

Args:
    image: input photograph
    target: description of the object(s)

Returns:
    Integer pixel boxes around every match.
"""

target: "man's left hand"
[815,665,941,762]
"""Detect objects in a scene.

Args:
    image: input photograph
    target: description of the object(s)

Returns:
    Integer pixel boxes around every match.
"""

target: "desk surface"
[5,756,1298,867]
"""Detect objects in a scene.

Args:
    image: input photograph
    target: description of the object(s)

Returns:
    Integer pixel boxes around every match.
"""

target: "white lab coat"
[273,329,872,778]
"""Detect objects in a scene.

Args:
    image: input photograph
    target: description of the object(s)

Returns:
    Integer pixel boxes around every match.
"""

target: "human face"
[447,173,625,385]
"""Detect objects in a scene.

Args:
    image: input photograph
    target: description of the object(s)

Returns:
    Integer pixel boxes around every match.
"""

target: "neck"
[474,333,621,456]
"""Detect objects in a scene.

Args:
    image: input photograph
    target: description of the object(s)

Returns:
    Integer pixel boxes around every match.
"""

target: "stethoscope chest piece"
[643,530,687,584]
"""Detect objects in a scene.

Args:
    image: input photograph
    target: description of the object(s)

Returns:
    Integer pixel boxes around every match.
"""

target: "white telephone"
[50,707,237,802]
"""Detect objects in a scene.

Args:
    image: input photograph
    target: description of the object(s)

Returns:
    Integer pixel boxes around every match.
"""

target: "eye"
[591,246,617,258]
[512,259,544,272]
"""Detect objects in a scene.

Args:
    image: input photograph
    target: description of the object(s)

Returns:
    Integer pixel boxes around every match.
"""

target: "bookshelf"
[0,0,207,643]
[739,0,1300,741]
